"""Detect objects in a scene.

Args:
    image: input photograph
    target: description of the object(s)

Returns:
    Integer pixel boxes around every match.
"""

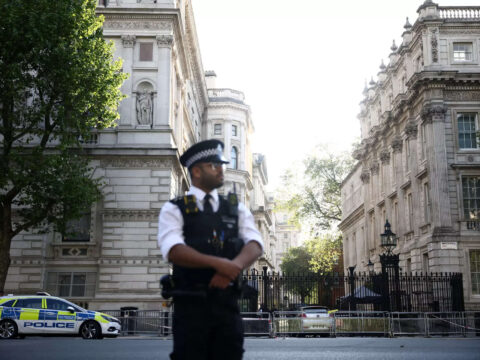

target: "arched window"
[230,147,238,170]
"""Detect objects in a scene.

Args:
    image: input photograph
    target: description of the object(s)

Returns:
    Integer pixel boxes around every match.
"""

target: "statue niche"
[136,84,154,126]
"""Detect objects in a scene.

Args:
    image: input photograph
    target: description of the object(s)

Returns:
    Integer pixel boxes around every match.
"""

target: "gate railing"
[239,270,464,313]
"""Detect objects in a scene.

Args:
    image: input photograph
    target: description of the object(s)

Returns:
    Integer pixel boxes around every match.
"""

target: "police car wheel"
[0,319,18,340]
[80,321,102,340]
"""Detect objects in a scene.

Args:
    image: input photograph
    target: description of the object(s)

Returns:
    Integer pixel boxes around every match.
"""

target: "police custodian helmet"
[180,139,229,169]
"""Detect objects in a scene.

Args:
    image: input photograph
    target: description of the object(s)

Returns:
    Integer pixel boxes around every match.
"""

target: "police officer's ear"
[189,163,202,181]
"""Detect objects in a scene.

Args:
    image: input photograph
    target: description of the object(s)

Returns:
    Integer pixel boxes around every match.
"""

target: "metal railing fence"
[390,312,426,336]
[239,270,464,313]
[99,310,480,338]
[333,311,390,337]
[102,310,172,337]
[241,312,272,336]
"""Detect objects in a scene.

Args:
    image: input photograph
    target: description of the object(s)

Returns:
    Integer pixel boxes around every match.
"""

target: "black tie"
[203,194,213,214]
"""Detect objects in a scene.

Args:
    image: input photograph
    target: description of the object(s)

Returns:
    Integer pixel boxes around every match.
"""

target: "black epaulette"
[227,192,238,216]
[171,195,199,215]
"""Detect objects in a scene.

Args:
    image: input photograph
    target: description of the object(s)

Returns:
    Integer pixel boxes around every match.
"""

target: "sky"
[192,0,479,190]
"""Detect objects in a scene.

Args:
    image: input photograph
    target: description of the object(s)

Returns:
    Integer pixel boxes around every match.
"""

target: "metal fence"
[241,312,272,336]
[239,270,464,313]
[100,310,480,338]
[102,310,172,337]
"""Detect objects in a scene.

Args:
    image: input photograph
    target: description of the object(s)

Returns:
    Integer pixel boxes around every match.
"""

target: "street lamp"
[367,259,374,274]
[380,220,398,254]
[379,220,401,312]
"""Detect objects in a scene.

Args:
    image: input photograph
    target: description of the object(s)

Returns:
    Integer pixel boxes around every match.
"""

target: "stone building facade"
[274,211,302,271]
[251,155,276,271]
[4,0,274,310]
[339,1,480,310]
[204,72,276,271]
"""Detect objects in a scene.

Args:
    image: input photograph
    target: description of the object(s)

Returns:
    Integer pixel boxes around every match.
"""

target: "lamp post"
[380,220,398,254]
[347,266,356,311]
[379,220,401,311]
[379,220,399,274]
[367,259,374,274]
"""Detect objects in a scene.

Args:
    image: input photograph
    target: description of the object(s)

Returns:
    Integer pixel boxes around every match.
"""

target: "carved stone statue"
[136,90,153,125]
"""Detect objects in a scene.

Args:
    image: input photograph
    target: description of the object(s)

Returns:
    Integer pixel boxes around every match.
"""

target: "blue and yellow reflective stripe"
[1,307,21,320]
[40,310,58,321]
[19,309,40,321]
[57,311,75,321]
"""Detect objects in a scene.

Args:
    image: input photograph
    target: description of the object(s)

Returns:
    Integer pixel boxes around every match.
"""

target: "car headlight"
[101,315,120,324]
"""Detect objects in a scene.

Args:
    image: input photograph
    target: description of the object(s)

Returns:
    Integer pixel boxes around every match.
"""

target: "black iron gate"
[239,269,464,313]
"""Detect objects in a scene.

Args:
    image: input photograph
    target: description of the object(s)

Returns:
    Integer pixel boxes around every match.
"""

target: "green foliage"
[280,246,316,303]
[280,246,315,275]
[304,233,342,274]
[281,234,343,275]
[0,0,127,292]
[276,145,355,233]
[280,234,343,303]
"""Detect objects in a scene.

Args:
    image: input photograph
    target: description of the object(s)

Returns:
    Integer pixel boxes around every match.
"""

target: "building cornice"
[338,204,365,231]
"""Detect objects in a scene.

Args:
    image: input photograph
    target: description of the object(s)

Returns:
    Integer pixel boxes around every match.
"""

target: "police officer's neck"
[191,181,213,195]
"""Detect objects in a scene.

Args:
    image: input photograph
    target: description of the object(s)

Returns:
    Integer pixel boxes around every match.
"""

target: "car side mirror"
[67,306,75,313]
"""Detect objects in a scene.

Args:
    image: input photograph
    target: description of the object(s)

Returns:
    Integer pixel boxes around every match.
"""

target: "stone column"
[360,167,372,250]
[155,34,174,128]
[405,120,419,232]
[391,136,406,240]
[120,35,136,127]
[421,104,452,229]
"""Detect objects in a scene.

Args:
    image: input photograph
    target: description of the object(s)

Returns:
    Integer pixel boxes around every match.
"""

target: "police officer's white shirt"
[157,186,264,261]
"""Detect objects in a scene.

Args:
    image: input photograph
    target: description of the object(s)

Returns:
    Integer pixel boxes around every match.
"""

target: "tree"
[280,234,342,275]
[280,246,316,304]
[0,0,127,293]
[304,233,343,274]
[277,145,355,233]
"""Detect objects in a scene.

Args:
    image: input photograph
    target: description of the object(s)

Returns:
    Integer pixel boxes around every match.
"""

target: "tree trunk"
[0,232,12,296]
[0,203,13,296]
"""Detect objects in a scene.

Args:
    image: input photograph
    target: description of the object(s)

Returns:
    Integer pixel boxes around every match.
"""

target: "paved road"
[1,337,480,360]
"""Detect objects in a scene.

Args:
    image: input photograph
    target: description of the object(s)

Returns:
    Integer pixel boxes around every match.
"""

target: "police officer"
[157,139,263,360]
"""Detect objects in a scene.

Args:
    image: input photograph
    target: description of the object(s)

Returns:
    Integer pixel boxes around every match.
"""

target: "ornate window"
[453,42,473,62]
[462,176,480,220]
[470,250,480,295]
[46,272,96,298]
[232,124,238,137]
[63,213,91,242]
[214,124,222,135]
[230,146,238,170]
[457,113,478,149]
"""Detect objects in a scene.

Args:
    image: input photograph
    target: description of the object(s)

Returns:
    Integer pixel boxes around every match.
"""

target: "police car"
[0,293,120,339]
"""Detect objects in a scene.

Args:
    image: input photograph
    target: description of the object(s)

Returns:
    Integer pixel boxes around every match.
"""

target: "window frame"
[461,175,480,221]
[451,41,476,64]
[469,249,480,296]
[455,111,479,151]
[230,146,238,170]
[213,123,222,135]
[232,124,238,137]
[62,213,91,242]
[46,272,96,298]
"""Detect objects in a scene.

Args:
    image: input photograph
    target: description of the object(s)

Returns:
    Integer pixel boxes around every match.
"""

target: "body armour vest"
[170,194,242,289]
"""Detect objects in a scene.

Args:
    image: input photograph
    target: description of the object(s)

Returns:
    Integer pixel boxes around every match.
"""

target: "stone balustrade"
[208,88,245,102]
[439,7,480,19]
